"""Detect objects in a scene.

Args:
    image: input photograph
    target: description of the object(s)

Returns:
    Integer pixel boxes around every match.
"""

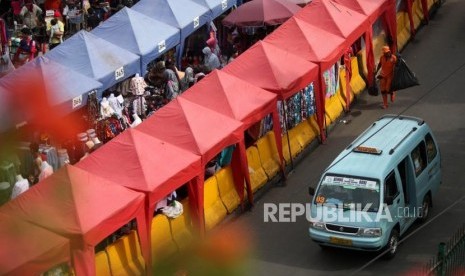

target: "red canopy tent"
[180,69,285,189]
[267,0,370,141]
[0,165,148,276]
[76,128,202,261]
[334,0,398,89]
[222,40,320,152]
[265,17,346,69]
[264,15,349,140]
[0,213,70,276]
[222,0,301,27]
[136,97,246,232]
[295,0,369,46]
[222,40,319,100]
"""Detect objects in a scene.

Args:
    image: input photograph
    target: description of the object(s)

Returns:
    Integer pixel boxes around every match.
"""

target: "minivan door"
[397,157,416,230]
[384,171,406,231]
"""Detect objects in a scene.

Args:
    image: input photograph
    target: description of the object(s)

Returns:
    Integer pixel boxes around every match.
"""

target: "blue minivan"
[308,115,442,258]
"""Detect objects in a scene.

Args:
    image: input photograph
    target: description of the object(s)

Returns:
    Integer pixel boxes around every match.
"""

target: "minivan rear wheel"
[384,229,399,260]
[419,194,431,223]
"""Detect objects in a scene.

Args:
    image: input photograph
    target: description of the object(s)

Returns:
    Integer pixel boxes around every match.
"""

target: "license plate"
[329,236,352,246]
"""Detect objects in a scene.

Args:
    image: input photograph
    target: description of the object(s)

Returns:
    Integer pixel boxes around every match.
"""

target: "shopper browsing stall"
[12,28,37,67]
[47,16,64,50]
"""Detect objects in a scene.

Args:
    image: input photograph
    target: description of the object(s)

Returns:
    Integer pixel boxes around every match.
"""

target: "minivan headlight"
[310,221,325,230]
[360,228,382,237]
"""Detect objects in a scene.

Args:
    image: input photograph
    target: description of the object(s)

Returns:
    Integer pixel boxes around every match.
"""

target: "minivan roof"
[325,114,430,181]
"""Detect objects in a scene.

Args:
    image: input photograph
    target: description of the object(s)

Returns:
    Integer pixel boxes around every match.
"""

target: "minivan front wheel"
[419,194,431,223]
[384,229,399,260]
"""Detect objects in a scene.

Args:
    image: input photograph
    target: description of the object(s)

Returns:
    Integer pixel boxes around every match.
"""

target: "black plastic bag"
[368,76,379,96]
[391,57,419,91]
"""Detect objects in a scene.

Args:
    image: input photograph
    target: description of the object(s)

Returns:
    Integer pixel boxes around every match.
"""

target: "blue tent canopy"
[190,0,237,19]
[0,57,102,132]
[132,0,211,66]
[92,7,180,74]
[45,31,140,92]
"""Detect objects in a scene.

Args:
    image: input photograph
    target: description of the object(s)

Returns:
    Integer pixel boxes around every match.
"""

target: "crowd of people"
[1,0,139,69]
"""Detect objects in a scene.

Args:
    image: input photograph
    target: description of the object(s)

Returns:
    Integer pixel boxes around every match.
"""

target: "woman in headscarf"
[163,64,180,100]
[179,67,195,92]
[202,46,221,71]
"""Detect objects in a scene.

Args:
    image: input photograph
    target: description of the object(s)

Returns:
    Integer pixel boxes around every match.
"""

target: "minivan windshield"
[314,175,380,212]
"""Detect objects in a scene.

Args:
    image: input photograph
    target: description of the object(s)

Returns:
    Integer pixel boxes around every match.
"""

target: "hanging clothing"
[132,96,146,116]
[39,146,58,172]
[100,98,115,119]
[57,149,70,168]
[38,161,53,182]
[113,78,132,96]
[130,75,148,96]
[11,177,29,199]
[108,94,123,117]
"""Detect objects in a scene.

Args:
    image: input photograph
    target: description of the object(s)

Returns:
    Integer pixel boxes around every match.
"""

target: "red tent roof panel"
[295,0,369,44]
[0,213,70,276]
[76,128,201,198]
[334,0,386,21]
[136,97,243,163]
[265,17,346,68]
[223,41,318,99]
[0,165,145,245]
[181,70,277,126]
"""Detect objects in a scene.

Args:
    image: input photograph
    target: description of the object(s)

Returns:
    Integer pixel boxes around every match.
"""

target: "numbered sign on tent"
[115,67,125,80]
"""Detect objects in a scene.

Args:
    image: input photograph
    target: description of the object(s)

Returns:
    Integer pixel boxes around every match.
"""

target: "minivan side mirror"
[308,187,315,196]
[385,196,394,205]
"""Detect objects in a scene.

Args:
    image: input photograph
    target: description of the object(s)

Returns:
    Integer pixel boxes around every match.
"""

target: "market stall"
[264,16,347,141]
[262,0,371,141]
[136,97,246,232]
[334,0,398,89]
[131,0,211,67]
[222,40,319,141]
[0,56,102,121]
[92,7,181,74]
[77,128,202,260]
[0,165,150,276]
[45,31,141,94]
[191,0,238,20]
[180,69,285,200]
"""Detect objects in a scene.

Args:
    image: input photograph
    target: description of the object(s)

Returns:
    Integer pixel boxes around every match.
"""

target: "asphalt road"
[228,1,465,275]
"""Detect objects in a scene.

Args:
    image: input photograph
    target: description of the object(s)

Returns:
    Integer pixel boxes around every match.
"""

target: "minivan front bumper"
[309,228,386,251]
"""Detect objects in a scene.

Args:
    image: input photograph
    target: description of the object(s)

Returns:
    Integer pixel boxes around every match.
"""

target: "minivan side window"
[425,133,437,163]
[411,141,427,177]
[384,171,399,200]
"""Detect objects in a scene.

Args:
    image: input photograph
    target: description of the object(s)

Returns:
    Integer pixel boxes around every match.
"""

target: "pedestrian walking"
[376,45,397,109]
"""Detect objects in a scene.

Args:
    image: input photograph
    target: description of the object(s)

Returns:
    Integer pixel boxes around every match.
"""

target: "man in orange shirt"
[376,46,397,109]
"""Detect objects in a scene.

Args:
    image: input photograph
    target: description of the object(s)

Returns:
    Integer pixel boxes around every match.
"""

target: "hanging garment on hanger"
[130,76,148,96]
[108,94,123,118]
